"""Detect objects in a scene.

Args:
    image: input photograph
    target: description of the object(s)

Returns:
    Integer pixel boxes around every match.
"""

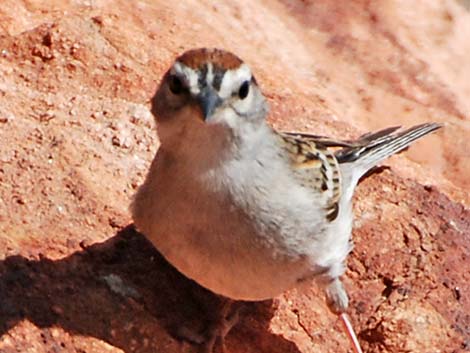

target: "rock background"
[0,1,469,352]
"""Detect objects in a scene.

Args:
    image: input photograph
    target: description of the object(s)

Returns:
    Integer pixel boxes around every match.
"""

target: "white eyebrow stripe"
[171,62,200,94]
[218,64,252,98]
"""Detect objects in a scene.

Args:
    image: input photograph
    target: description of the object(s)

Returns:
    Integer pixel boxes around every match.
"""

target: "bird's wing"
[281,131,359,148]
[282,124,440,166]
[332,124,440,166]
[282,123,442,205]
[279,133,342,222]
[281,126,403,158]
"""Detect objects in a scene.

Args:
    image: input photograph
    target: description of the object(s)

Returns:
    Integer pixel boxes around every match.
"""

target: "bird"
[131,47,442,353]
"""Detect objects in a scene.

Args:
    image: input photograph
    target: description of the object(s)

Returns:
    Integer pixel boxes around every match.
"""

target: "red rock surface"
[0,1,469,352]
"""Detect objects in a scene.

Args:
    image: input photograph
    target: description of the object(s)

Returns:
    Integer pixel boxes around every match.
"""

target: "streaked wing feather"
[282,131,358,148]
[335,123,442,164]
[356,126,401,142]
[279,133,342,222]
[278,122,442,223]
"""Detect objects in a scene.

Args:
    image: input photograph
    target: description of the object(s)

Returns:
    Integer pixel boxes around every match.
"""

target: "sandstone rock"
[0,1,468,352]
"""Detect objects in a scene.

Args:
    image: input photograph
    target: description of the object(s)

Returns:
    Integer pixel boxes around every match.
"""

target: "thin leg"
[201,299,240,353]
[324,278,364,353]
[340,313,363,353]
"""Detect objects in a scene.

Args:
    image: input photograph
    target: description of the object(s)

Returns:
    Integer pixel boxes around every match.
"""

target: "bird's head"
[152,48,268,144]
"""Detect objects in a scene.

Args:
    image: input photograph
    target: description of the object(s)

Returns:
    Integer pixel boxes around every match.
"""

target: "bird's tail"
[337,123,442,172]
[337,123,442,198]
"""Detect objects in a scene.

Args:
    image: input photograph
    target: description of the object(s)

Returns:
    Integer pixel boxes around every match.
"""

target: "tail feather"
[336,123,442,202]
[336,123,442,173]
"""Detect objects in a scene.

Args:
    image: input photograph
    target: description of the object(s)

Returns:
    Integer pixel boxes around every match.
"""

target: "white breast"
[133,123,352,301]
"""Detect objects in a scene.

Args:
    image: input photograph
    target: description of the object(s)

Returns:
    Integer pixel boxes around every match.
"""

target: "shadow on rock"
[0,225,300,353]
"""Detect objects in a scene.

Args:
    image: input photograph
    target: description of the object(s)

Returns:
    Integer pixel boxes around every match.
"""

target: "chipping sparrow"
[131,48,442,353]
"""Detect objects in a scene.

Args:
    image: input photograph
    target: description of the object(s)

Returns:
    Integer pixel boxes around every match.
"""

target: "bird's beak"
[197,87,222,122]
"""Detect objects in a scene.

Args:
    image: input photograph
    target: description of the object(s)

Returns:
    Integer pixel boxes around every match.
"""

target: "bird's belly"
[160,237,310,301]
[136,192,315,301]
[132,152,335,301]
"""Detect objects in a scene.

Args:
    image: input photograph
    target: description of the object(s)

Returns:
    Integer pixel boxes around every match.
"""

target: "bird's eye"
[238,81,250,99]
[169,75,184,95]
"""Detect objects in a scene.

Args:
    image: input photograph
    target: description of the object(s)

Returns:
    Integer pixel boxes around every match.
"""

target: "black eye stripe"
[198,64,209,89]
[212,68,225,91]
[188,64,255,98]
[198,65,225,91]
